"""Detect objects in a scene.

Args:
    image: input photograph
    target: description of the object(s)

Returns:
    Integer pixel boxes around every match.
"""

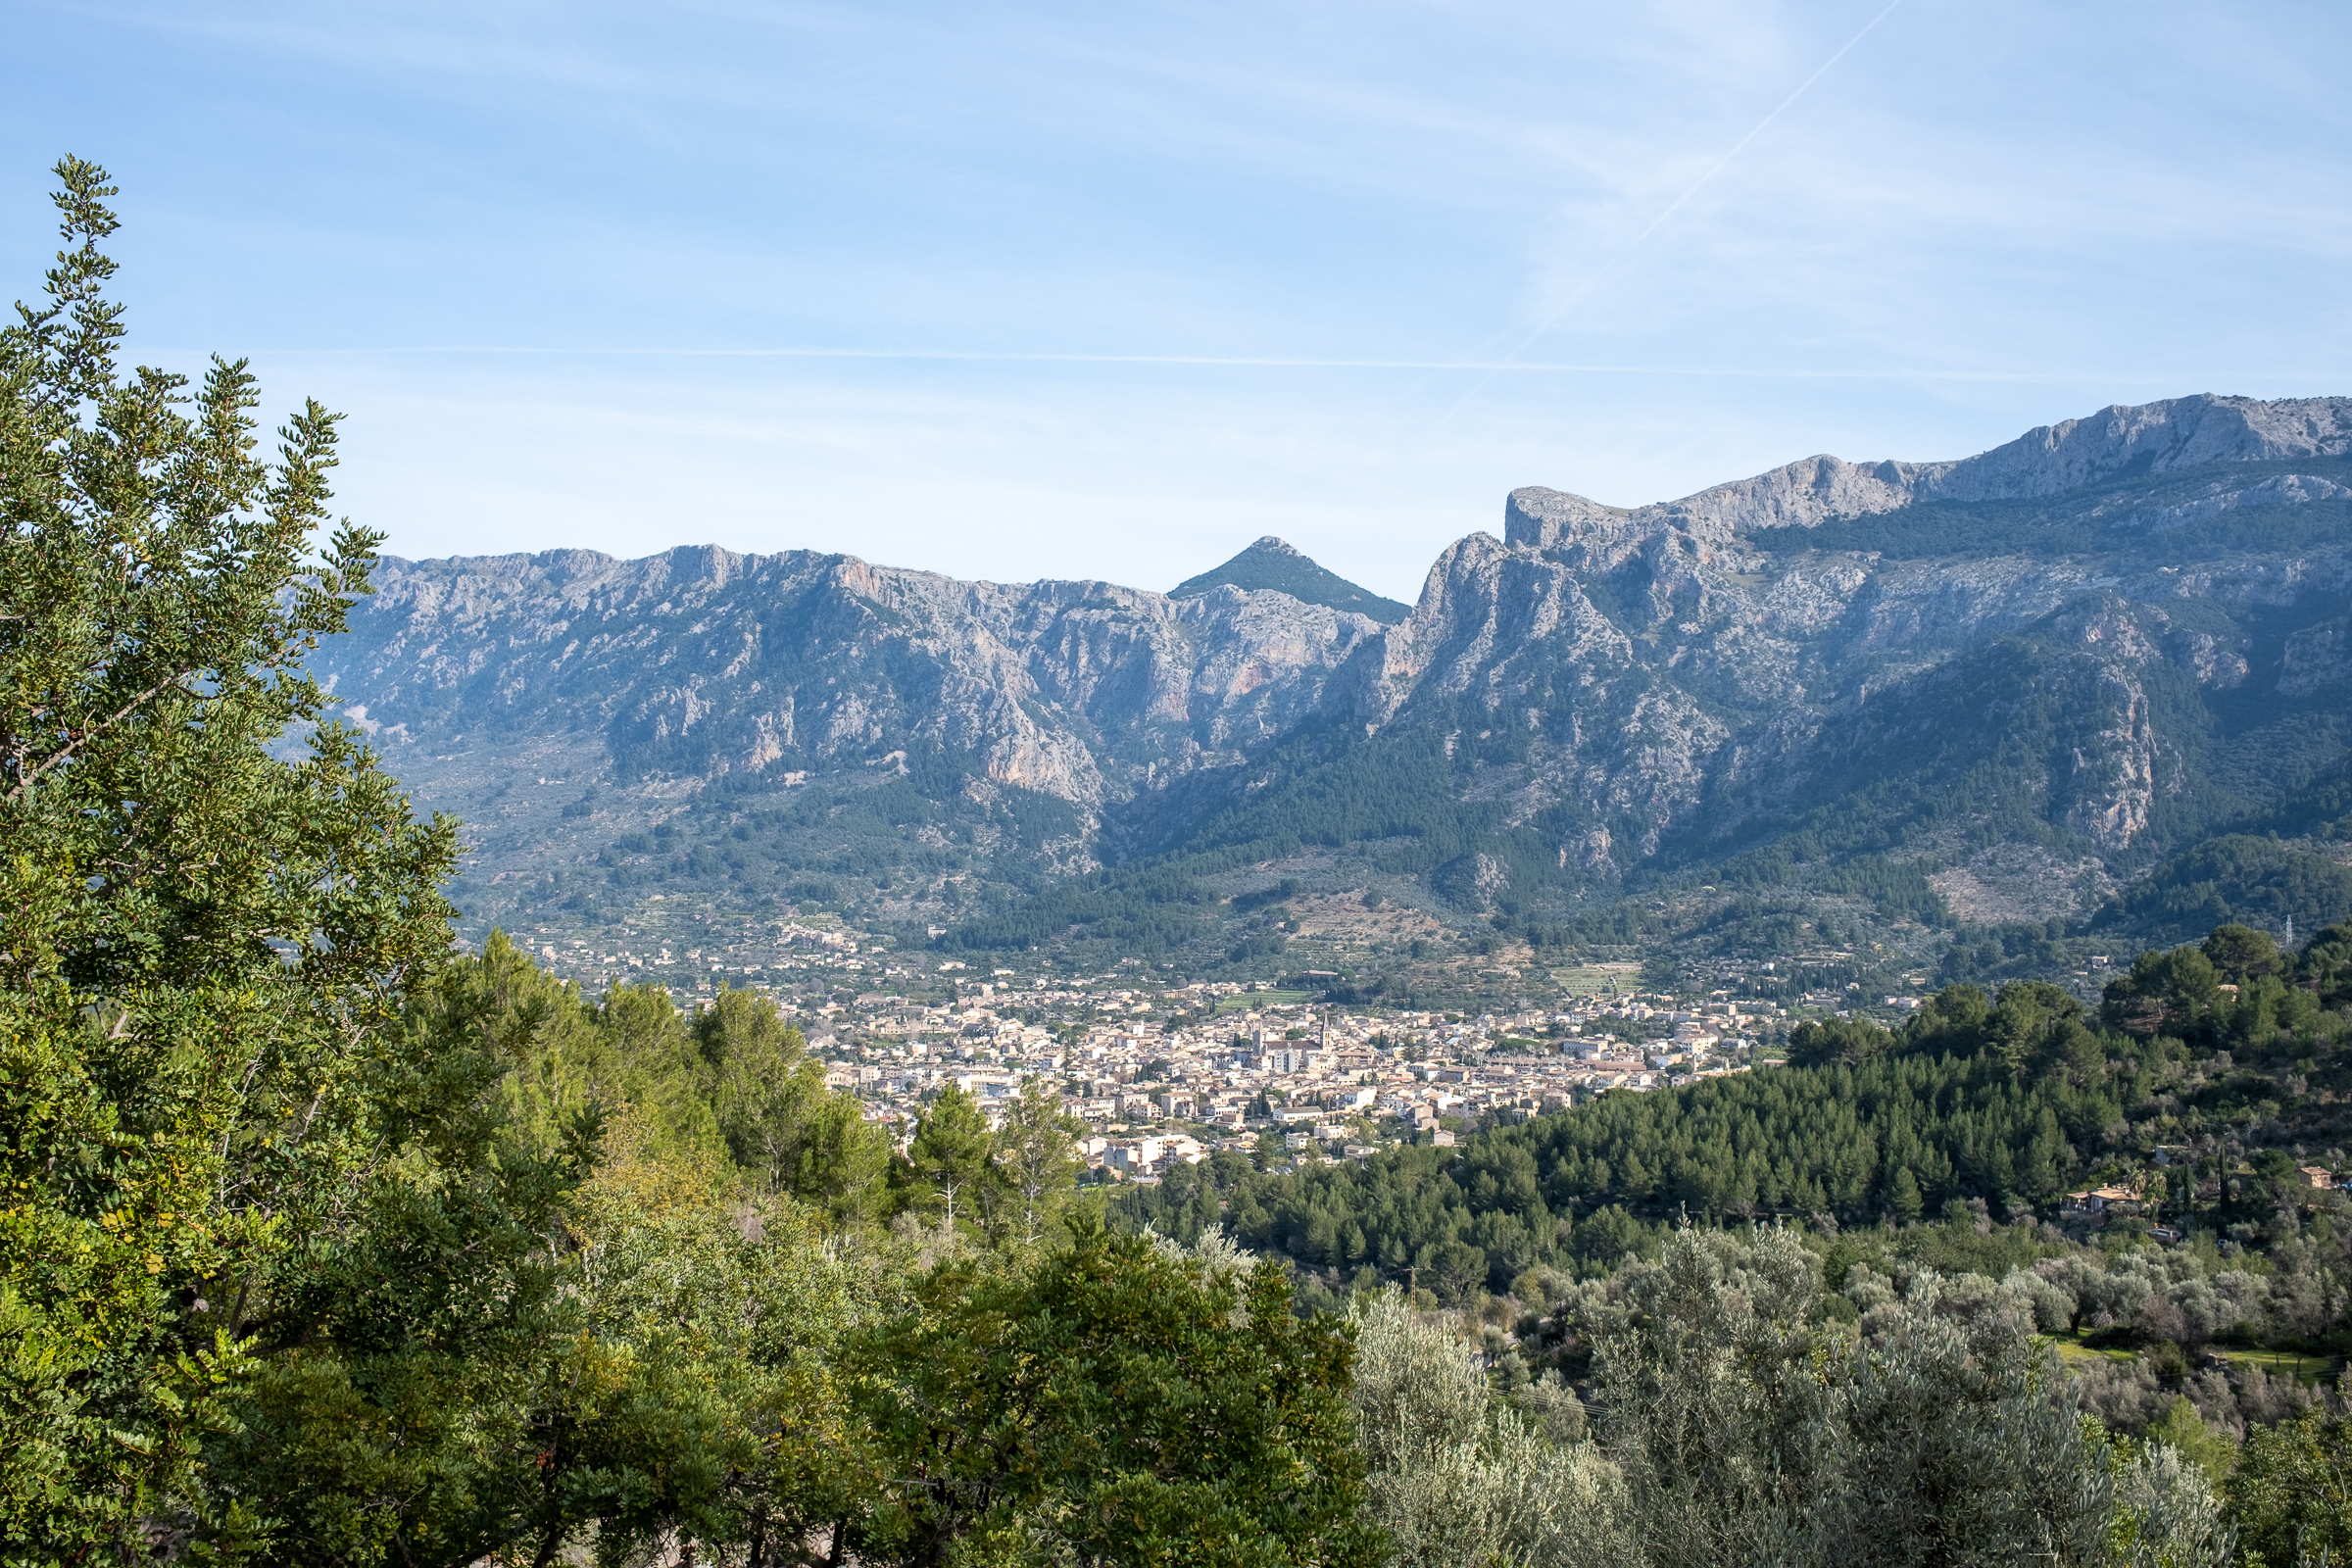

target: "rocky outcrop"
[1317,395,2352,886]
[319,394,2352,920]
[1504,394,2352,551]
[321,545,1381,814]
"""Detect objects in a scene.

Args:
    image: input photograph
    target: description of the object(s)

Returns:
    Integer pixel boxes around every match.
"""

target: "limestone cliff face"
[1316,394,2352,889]
[320,394,2352,924]
[321,545,1380,820]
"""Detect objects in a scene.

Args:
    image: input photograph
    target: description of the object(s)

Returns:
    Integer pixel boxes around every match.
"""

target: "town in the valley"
[515,916,1877,1182]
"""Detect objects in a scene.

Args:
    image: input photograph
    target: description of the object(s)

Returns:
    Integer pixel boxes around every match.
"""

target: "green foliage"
[938,860,1215,956]
[1887,1167,1925,1224]
[199,956,602,1565]
[1127,1025,2111,1297]
[538,1124,890,1568]
[2226,1411,2352,1566]
[1591,1228,2141,1567]
[0,157,461,1557]
[898,1082,997,1237]
[2099,927,2352,1061]
[1786,1015,1893,1068]
[852,1222,1380,1566]
[2099,836,2352,943]
[982,1077,1088,1250]
[2202,923,2282,983]
[696,983,891,1224]
[1171,537,1411,623]
[2296,918,2352,1008]
[1118,975,2205,1306]
[2103,945,2223,1036]
[1348,1289,1626,1567]
[2145,1396,2237,1486]
[168,934,907,1567]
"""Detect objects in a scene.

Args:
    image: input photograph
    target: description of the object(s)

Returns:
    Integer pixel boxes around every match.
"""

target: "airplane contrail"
[220,345,2143,383]
[1434,0,1912,426]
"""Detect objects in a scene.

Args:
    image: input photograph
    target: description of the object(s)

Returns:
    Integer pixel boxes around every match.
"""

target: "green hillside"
[1172,535,1412,623]
[1116,918,2352,1295]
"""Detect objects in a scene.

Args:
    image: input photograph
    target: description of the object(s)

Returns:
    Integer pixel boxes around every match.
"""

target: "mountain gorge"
[316,394,2352,982]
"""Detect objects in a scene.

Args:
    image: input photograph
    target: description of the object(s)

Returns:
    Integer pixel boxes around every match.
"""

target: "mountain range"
[313,393,2352,987]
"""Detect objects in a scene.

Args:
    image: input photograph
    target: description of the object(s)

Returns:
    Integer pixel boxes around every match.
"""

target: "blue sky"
[7,1,2348,601]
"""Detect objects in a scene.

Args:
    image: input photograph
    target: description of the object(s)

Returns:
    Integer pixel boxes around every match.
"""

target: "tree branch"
[5,664,202,805]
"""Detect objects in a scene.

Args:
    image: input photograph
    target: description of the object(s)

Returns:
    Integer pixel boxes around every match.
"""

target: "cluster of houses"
[809,971,1776,1177]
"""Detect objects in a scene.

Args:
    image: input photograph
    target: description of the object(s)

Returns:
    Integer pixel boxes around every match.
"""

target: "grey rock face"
[322,545,1381,817]
[1505,394,2352,550]
[319,393,2352,938]
[1319,395,2352,897]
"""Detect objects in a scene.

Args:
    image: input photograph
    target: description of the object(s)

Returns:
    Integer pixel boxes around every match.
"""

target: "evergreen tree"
[698,984,889,1225]
[0,157,460,1556]
[853,1221,1378,1566]
[903,1083,996,1237]
[985,1077,1085,1249]
[2226,1411,2352,1564]
[1889,1168,1926,1225]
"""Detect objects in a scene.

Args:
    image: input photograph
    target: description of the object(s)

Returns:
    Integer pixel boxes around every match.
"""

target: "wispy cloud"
[218,344,2256,382]
[10,0,2348,595]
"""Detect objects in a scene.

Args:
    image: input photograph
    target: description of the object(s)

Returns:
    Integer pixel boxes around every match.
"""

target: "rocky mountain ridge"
[1502,393,2352,550]
[1298,396,2352,870]
[318,393,2352,964]
[331,545,1394,808]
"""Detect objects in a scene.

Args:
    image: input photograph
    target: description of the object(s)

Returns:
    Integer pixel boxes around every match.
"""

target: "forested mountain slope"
[1173,534,1413,623]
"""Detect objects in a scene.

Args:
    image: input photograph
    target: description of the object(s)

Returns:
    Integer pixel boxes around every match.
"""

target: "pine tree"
[905,1083,996,1236]
[1889,1168,1926,1224]
[987,1077,1084,1249]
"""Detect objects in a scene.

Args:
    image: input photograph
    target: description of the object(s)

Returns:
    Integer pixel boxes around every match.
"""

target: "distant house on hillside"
[2062,1185,2143,1216]
[2299,1166,2335,1190]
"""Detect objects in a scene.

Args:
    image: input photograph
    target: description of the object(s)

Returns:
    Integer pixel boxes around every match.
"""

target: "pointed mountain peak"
[1170,537,1411,624]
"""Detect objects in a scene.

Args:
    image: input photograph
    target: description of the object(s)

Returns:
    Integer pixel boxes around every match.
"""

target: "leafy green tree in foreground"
[2226,1412,2352,1568]
[0,157,459,1558]
[197,955,600,1566]
[206,934,904,1568]
[853,1221,1379,1567]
